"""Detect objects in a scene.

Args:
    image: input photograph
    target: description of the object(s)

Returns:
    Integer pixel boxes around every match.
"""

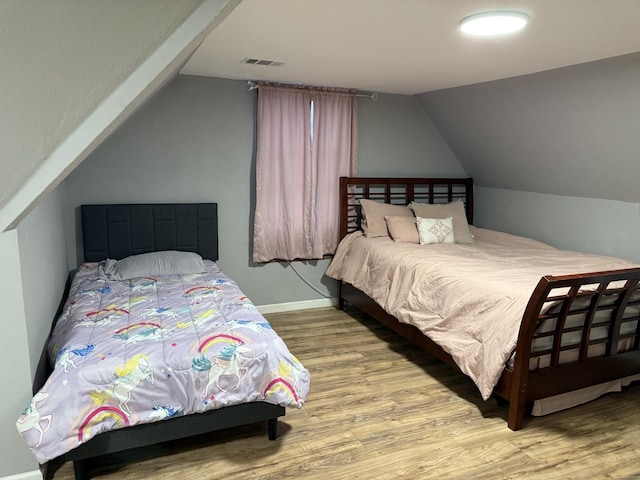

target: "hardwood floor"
[51,306,640,479]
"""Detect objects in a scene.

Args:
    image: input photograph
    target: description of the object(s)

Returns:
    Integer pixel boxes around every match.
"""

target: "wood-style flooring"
[51,306,640,479]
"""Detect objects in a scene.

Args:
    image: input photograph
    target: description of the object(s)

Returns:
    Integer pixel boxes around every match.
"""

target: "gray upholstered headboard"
[81,203,218,262]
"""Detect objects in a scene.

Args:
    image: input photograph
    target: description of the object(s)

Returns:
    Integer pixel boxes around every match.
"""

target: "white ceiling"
[181,0,640,95]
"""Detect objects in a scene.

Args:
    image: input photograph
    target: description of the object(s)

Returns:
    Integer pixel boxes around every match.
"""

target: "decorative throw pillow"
[417,217,455,245]
[102,250,206,280]
[409,201,474,244]
[384,215,419,244]
[359,199,413,238]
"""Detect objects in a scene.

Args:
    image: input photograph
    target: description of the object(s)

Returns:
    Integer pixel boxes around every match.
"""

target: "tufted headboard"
[81,203,218,262]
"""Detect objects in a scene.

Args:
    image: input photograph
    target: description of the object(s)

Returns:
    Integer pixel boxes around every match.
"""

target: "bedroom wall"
[0,186,69,478]
[17,185,70,378]
[63,75,465,306]
[357,95,465,177]
[417,52,640,260]
[475,187,640,263]
[0,230,39,477]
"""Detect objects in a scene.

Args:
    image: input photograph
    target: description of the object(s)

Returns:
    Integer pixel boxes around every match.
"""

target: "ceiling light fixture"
[459,11,529,36]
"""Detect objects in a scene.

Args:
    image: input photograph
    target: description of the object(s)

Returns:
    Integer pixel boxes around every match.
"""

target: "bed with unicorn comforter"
[18,259,310,464]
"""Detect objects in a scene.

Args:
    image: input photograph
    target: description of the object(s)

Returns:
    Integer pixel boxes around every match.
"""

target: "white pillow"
[417,217,455,245]
[102,250,206,280]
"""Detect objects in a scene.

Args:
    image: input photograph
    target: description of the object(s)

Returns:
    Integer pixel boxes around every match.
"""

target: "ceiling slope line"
[0,0,242,233]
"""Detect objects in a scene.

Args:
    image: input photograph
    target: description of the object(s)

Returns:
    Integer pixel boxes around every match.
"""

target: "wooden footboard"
[495,268,640,429]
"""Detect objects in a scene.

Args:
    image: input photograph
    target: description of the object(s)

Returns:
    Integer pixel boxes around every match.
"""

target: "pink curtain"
[253,84,357,262]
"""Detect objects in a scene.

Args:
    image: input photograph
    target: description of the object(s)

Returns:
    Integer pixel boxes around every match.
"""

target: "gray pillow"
[102,250,206,280]
[359,198,413,238]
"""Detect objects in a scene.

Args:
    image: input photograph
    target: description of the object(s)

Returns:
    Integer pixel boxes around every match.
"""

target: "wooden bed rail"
[501,268,640,429]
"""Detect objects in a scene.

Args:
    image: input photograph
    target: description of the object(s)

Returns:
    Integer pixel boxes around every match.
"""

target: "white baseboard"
[1,470,42,480]
[257,298,336,314]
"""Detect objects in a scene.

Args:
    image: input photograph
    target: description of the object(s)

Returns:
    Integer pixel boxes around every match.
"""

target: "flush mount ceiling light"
[460,11,529,36]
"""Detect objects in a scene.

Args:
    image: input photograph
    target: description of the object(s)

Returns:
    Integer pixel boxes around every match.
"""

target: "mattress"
[17,260,310,463]
[326,227,638,400]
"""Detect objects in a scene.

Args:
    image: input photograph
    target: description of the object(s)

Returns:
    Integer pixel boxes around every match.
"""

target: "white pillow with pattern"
[416,217,455,245]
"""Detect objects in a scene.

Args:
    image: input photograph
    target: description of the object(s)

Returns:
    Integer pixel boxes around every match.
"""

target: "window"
[252,84,358,262]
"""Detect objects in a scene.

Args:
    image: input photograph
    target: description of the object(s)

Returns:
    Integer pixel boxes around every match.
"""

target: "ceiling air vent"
[241,57,285,67]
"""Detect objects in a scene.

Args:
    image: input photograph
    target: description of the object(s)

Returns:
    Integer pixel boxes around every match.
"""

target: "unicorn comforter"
[17,261,310,463]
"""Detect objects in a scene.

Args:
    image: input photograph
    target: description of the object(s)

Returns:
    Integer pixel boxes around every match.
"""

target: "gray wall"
[357,95,465,177]
[417,52,640,203]
[64,75,465,305]
[0,185,69,477]
[18,185,70,377]
[418,52,640,262]
[0,229,37,477]
[475,187,640,263]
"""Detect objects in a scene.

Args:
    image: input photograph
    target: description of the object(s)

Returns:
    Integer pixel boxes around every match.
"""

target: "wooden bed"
[336,177,640,430]
[35,203,286,480]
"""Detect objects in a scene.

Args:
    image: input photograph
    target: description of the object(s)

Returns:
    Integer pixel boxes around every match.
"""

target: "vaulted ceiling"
[4,0,640,232]
[0,0,240,231]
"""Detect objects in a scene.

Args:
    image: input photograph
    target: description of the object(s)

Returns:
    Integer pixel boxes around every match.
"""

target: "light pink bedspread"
[326,227,637,400]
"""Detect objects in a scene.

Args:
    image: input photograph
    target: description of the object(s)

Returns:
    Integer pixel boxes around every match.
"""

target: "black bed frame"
[36,203,285,480]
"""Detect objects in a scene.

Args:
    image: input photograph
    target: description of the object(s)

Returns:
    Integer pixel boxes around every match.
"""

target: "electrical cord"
[287,261,331,298]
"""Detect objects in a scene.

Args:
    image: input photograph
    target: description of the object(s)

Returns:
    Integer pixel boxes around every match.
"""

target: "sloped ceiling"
[0,0,199,209]
[416,52,640,203]
[0,0,241,231]
[4,0,640,219]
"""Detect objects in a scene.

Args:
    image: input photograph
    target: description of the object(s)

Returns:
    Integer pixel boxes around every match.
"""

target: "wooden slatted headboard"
[338,177,473,240]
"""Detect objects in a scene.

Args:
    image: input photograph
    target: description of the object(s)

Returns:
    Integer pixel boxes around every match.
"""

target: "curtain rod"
[247,81,378,101]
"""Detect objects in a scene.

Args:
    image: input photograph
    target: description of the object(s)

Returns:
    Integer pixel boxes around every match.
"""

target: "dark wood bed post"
[464,177,473,223]
[337,177,350,310]
[504,279,551,430]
